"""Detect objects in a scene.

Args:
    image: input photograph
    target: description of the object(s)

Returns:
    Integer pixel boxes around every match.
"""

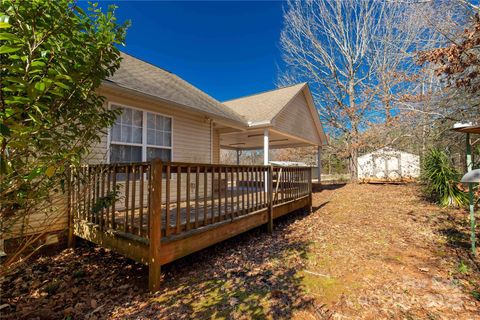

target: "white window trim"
[107,101,174,164]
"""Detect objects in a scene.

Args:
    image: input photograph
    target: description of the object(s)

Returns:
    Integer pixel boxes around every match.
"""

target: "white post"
[236,150,240,165]
[264,128,269,192]
[317,146,321,183]
[263,128,269,165]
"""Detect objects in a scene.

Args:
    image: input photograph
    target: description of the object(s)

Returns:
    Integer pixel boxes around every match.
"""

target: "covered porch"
[219,82,327,182]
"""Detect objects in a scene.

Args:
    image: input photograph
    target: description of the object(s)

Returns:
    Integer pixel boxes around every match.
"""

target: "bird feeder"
[461,169,480,183]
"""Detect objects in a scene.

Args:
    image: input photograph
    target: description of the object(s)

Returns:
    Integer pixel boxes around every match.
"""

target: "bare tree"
[278,0,445,180]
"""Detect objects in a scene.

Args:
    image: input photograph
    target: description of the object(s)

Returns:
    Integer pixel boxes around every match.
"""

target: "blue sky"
[81,1,285,101]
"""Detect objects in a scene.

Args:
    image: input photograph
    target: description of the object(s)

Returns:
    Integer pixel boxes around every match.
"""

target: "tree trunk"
[349,147,358,181]
[348,78,358,182]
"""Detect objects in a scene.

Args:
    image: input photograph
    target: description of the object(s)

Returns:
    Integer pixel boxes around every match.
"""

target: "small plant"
[72,269,86,278]
[43,280,60,295]
[421,149,468,208]
[91,184,121,214]
[457,260,470,274]
[472,290,480,301]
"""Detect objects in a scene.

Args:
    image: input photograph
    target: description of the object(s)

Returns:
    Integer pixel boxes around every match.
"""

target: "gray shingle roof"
[222,83,307,123]
[106,52,246,125]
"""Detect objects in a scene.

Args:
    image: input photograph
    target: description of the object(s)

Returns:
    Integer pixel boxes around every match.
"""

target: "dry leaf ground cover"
[1,183,480,319]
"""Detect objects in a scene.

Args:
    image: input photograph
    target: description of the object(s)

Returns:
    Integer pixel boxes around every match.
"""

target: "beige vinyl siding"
[86,132,109,164]
[212,129,220,164]
[4,193,68,240]
[88,89,213,164]
[273,92,322,145]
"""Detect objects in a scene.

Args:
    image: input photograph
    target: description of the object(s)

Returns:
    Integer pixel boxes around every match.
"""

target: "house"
[6,52,327,290]
[7,52,326,238]
[357,147,420,181]
[93,52,327,167]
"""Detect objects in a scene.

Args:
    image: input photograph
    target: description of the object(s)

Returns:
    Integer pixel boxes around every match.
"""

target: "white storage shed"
[357,147,420,181]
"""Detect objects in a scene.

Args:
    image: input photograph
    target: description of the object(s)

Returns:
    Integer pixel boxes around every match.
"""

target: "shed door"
[373,154,401,179]
[373,156,386,178]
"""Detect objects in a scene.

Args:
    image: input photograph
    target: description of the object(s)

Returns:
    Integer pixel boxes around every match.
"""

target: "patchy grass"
[1,184,479,319]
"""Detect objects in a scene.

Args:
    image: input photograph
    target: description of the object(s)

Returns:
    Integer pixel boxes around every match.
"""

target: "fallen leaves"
[1,184,479,319]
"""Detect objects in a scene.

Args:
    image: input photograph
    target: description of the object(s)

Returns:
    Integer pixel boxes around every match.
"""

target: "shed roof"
[105,52,246,125]
[222,83,307,124]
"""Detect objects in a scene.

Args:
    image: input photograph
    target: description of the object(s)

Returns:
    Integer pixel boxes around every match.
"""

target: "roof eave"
[101,80,248,131]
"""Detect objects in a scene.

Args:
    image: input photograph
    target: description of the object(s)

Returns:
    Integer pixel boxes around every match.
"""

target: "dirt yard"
[1,184,479,319]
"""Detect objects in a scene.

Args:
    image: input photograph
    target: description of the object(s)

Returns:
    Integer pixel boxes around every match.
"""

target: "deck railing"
[70,161,311,240]
[69,161,312,290]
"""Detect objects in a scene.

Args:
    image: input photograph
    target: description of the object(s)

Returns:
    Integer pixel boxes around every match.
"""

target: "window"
[109,104,172,163]
[146,112,172,162]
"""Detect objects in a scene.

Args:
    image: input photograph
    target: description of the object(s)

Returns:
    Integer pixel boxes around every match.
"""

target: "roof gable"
[273,91,323,145]
[222,83,307,124]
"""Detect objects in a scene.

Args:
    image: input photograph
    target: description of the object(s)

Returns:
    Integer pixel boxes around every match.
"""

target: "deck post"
[236,150,240,165]
[268,165,274,234]
[308,167,313,213]
[317,146,321,183]
[263,128,269,192]
[67,167,75,248]
[149,159,163,292]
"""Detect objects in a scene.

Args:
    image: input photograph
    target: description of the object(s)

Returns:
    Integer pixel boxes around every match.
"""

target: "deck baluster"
[195,166,200,229]
[165,165,171,237]
[131,165,137,234]
[186,166,191,231]
[255,167,259,211]
[124,165,130,233]
[86,166,91,223]
[225,166,229,220]
[139,165,145,236]
[176,165,181,234]
[218,166,222,221]
[241,168,245,215]
[246,167,251,213]
[111,165,117,229]
[105,166,111,230]
[203,166,208,226]
[211,166,215,224]
[231,167,236,218]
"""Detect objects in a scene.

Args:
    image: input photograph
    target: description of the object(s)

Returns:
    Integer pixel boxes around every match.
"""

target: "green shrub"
[421,149,468,207]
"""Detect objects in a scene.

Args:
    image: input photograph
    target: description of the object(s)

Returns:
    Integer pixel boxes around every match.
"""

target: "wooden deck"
[68,161,312,290]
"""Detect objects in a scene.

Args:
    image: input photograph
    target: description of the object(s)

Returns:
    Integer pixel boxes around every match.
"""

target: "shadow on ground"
[313,183,346,193]
[121,209,313,319]
[435,209,480,253]
[432,208,480,298]
[1,209,315,320]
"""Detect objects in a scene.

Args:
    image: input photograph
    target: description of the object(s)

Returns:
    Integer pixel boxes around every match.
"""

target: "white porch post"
[263,128,269,165]
[263,128,269,192]
[317,146,322,183]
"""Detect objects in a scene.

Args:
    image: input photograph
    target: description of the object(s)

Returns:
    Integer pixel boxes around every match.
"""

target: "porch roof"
[220,83,327,150]
[223,83,307,124]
